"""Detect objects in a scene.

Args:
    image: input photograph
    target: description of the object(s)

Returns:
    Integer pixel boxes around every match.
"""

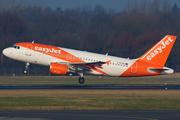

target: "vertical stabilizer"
[139,35,177,67]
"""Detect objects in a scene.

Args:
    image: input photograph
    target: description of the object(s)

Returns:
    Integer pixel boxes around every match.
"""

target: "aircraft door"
[131,62,138,73]
[25,44,33,56]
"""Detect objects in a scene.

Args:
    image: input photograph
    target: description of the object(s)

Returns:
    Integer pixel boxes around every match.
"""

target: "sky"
[16,0,180,12]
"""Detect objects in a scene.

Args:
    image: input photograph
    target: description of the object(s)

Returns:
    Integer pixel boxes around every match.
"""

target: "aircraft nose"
[2,48,8,56]
[2,48,12,57]
[2,47,18,60]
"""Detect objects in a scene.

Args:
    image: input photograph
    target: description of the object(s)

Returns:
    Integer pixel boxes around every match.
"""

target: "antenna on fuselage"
[106,53,108,56]
[32,41,34,43]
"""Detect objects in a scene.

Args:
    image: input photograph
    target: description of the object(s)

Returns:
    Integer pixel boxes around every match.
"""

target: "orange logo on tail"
[146,37,174,60]
[139,35,177,67]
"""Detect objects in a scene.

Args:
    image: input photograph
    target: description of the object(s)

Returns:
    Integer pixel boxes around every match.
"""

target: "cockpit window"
[11,45,20,49]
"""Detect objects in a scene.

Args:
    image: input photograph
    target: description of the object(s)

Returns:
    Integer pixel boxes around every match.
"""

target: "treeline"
[1,0,180,71]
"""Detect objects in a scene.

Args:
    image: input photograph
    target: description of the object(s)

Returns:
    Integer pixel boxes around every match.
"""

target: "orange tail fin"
[139,35,177,67]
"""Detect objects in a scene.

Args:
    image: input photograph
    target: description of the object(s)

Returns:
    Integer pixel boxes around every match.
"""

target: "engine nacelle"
[50,63,69,75]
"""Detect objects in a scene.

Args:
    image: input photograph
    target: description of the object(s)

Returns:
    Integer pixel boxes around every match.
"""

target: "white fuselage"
[3,45,136,77]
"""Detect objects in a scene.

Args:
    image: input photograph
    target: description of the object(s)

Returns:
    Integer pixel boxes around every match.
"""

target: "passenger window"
[126,63,128,67]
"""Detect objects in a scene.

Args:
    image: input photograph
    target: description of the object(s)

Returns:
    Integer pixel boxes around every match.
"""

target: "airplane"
[2,35,177,84]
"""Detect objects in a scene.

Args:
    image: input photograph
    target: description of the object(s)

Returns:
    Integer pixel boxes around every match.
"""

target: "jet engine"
[50,63,69,75]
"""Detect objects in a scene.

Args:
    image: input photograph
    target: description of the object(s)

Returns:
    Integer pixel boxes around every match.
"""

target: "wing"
[59,60,111,72]
[71,61,105,71]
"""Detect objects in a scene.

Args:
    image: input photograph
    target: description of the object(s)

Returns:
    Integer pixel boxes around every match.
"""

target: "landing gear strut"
[78,77,85,84]
[24,62,30,74]
[78,72,85,84]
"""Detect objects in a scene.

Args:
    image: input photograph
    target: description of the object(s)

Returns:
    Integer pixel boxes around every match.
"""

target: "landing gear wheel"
[24,62,30,74]
[78,77,85,84]
[24,70,28,74]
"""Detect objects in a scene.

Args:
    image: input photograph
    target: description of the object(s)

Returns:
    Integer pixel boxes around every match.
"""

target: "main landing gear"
[78,72,85,84]
[24,62,30,74]
[78,77,85,84]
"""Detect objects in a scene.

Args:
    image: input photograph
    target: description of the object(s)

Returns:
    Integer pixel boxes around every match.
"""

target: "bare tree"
[162,0,171,12]
[124,1,133,14]
[139,0,147,14]
[0,0,5,12]
[18,0,28,11]
[33,0,44,9]
[6,0,16,11]
[150,0,160,14]
[133,0,139,14]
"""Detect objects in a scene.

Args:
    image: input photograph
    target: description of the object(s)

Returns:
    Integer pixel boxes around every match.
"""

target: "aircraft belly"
[103,66,128,76]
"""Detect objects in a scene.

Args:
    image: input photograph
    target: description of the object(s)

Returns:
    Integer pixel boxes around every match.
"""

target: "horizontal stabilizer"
[147,67,174,75]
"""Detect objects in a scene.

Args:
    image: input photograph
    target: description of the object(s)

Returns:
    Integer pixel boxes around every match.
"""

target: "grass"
[0,89,180,110]
[0,72,180,85]
[0,73,180,110]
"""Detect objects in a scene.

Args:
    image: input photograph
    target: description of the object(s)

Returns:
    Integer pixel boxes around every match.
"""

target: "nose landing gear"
[24,62,30,74]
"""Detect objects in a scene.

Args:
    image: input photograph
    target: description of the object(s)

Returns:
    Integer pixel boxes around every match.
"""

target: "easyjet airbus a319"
[2,35,177,84]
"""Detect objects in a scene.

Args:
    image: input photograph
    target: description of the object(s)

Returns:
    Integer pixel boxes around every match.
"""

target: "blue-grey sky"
[17,0,180,12]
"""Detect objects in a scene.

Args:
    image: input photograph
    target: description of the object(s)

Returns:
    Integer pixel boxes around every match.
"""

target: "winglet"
[106,60,111,65]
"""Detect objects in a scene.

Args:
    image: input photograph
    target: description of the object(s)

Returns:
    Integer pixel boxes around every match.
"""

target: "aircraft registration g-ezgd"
[2,35,177,84]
